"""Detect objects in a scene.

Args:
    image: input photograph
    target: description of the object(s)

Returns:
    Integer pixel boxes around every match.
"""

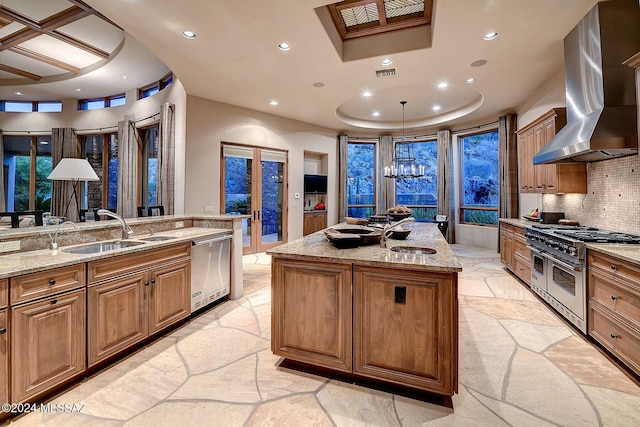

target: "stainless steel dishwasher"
[190,234,232,313]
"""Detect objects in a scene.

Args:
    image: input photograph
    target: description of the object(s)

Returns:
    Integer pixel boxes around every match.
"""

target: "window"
[80,133,118,210]
[139,125,159,206]
[3,101,33,112]
[1,100,62,112]
[347,141,376,218]
[460,130,499,225]
[138,72,173,99]
[395,139,438,221]
[109,95,126,107]
[37,102,63,112]
[2,136,52,211]
[78,94,125,110]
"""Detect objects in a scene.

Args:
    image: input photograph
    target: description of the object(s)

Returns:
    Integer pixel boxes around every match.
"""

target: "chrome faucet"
[49,221,76,250]
[96,209,134,239]
[380,217,416,248]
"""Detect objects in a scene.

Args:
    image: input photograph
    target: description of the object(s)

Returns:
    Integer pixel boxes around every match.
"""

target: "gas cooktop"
[530,224,640,243]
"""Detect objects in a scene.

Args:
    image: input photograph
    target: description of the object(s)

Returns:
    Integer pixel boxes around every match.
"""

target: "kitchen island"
[268,222,462,398]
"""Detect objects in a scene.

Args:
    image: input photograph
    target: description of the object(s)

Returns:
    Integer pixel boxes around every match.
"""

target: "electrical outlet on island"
[175,221,184,229]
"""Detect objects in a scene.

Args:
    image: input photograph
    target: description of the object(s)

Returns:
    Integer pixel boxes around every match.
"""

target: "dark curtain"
[499,114,519,218]
[117,119,138,218]
[378,135,395,212]
[51,128,80,221]
[338,134,348,222]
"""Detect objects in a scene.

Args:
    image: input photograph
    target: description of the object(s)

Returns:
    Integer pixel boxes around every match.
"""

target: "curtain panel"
[0,130,5,211]
[157,103,176,215]
[51,127,80,222]
[437,129,453,242]
[378,135,395,212]
[498,114,519,219]
[338,134,348,222]
[117,119,138,218]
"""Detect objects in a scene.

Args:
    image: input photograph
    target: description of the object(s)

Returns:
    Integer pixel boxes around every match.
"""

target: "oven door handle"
[530,248,583,272]
[527,245,545,255]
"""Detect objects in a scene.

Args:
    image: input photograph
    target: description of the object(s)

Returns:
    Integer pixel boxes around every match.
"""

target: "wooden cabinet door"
[271,258,353,372]
[533,123,549,192]
[353,266,457,395]
[0,310,7,409]
[11,289,86,403]
[517,129,534,192]
[543,118,558,192]
[88,272,149,367]
[149,259,191,335]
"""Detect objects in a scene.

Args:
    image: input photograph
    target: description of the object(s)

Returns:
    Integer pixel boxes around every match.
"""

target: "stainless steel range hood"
[534,0,640,165]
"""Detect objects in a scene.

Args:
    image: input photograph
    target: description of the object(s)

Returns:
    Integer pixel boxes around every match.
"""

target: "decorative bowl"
[388,228,411,240]
[387,212,412,221]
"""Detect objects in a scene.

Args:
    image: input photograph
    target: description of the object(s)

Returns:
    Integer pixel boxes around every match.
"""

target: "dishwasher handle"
[192,234,232,246]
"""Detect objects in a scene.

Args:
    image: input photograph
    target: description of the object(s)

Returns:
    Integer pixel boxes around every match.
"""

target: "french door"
[221,144,288,254]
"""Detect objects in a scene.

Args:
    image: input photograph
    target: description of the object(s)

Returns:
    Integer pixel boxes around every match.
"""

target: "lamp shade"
[48,158,99,181]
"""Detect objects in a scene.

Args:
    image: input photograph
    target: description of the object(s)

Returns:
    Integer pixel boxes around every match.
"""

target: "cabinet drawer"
[588,251,640,289]
[589,305,640,375]
[10,264,86,306]
[589,269,640,331]
[513,254,531,285]
[88,243,190,283]
[0,279,7,309]
[513,236,530,260]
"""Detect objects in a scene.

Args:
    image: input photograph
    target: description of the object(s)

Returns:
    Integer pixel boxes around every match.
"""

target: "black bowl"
[388,228,411,240]
[387,212,412,221]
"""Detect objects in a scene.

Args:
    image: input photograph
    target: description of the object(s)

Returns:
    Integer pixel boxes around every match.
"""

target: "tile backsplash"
[542,155,640,235]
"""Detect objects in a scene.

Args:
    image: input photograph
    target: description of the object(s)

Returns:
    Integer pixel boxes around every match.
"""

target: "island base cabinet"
[353,266,457,395]
[0,310,7,410]
[271,258,352,372]
[88,272,149,367]
[11,289,86,403]
[149,259,191,335]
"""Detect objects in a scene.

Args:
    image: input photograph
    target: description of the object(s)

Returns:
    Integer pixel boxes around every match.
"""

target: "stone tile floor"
[9,245,640,426]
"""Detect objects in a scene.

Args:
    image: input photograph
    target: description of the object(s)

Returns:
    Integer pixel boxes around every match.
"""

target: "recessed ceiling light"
[363,91,372,97]
[372,111,380,117]
[312,82,325,88]
[483,32,498,41]
[438,82,448,89]
[471,59,488,67]
[182,30,197,40]
[121,75,129,80]
[433,105,441,111]
[381,58,392,66]
[465,78,476,84]
[270,100,278,106]
[74,88,82,92]
[278,42,291,51]
[14,91,23,96]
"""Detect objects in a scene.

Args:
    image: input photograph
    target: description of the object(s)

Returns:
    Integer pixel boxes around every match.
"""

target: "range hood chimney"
[534,0,640,165]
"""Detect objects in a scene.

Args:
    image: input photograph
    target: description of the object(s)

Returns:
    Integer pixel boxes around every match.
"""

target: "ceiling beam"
[10,46,81,74]
[0,63,42,81]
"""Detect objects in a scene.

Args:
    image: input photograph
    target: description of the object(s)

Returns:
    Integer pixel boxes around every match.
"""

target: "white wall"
[0,80,188,213]
[183,95,338,241]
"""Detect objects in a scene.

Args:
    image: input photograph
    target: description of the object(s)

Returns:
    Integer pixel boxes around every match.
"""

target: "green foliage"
[463,209,498,225]
[227,199,248,214]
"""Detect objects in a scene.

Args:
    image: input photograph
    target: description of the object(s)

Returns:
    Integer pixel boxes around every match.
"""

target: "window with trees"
[395,139,437,221]
[460,129,499,226]
[138,125,158,207]
[347,141,376,218]
[2,135,52,211]
[80,134,118,210]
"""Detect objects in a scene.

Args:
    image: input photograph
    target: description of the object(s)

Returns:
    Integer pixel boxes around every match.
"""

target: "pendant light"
[383,101,425,178]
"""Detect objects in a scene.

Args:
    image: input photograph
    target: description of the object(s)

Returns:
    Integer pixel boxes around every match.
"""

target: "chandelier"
[383,101,425,178]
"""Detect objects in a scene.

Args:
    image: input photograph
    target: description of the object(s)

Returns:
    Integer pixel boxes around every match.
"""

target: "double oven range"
[525,225,640,334]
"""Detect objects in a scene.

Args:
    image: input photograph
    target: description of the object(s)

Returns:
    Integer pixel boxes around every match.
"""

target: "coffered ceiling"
[0,0,603,134]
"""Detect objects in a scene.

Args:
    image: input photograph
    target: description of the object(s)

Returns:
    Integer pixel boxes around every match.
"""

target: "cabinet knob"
[50,299,57,305]
[611,265,618,271]
[145,282,149,286]
[49,279,56,286]
[610,333,618,339]
[0,328,6,334]
[151,279,156,284]
[611,295,618,301]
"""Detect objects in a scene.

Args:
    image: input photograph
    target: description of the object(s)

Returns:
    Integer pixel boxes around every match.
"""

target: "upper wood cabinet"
[517,108,587,194]
[624,52,640,144]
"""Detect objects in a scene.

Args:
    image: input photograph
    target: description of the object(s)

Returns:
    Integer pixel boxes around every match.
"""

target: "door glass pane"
[142,126,159,206]
[347,142,375,218]
[107,134,118,209]
[2,136,31,211]
[261,150,285,245]
[395,140,437,221]
[82,135,104,210]
[223,146,253,249]
[35,136,52,212]
[552,266,576,296]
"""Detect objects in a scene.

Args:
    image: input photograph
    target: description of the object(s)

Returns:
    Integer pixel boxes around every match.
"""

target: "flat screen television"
[304,174,327,194]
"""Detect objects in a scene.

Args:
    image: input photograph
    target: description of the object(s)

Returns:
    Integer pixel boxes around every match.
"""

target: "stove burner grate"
[553,229,640,244]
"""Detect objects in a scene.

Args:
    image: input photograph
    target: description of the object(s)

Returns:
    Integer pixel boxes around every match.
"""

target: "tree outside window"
[395,140,437,221]
[2,135,51,211]
[347,142,376,218]
[460,130,499,225]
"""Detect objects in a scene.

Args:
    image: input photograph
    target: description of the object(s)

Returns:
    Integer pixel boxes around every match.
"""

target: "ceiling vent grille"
[375,67,398,78]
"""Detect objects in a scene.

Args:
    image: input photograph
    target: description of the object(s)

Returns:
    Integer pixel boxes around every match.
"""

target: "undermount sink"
[138,235,177,242]
[62,240,146,254]
[390,246,437,255]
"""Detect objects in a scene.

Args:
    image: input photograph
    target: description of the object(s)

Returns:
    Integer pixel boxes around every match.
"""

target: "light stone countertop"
[0,227,231,279]
[586,244,640,266]
[268,222,462,273]
[499,218,538,228]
